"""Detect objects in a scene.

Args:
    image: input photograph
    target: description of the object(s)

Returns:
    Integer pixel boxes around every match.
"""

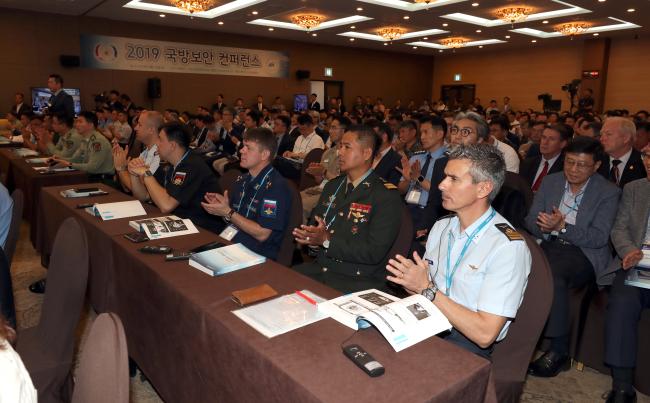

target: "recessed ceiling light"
[159,13,165,18]
[627,8,635,12]
[412,46,418,49]
[423,37,428,40]
[476,29,482,33]
[439,49,443,53]
[357,7,363,11]
[542,20,548,24]
[268,27,274,31]
[312,33,317,37]
[442,23,448,27]
[505,35,510,38]
[252,10,258,15]
[598,0,606,2]
[471,2,479,6]
[403,16,410,20]
[383,43,388,46]
[350,38,355,41]
[478,45,483,48]
[531,39,537,43]
[217,21,224,25]
[593,33,599,36]
[350,25,356,29]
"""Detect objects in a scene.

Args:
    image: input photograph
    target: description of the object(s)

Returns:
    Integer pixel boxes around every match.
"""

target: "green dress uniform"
[293,170,403,294]
[47,128,83,158]
[64,130,114,175]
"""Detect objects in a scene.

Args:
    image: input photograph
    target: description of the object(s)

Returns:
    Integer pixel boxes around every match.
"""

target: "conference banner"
[80,34,289,78]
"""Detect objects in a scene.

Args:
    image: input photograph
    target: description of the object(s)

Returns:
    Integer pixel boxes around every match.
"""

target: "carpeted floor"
[10,221,650,403]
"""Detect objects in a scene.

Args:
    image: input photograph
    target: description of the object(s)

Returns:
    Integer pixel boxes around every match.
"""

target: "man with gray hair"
[387,144,531,357]
[598,117,645,188]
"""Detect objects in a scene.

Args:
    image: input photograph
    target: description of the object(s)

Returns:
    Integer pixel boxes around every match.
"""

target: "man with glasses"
[526,137,620,378]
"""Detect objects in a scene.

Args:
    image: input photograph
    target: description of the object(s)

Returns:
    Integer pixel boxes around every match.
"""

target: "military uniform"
[47,128,83,159]
[227,164,292,260]
[401,147,447,230]
[300,146,340,223]
[153,152,222,233]
[64,130,114,175]
[404,140,423,159]
[292,170,403,293]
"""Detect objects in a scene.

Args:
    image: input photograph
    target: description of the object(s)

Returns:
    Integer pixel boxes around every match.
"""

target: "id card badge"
[220,224,239,241]
[405,188,422,205]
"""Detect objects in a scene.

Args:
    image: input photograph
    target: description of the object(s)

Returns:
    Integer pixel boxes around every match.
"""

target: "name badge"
[220,224,239,241]
[405,188,421,205]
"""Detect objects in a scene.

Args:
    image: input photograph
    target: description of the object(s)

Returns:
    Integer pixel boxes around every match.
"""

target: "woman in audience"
[0,314,37,403]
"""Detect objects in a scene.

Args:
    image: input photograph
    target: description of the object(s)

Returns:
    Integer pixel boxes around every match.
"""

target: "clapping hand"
[293,216,329,246]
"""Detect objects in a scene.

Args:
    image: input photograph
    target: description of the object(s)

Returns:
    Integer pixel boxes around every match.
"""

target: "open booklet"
[232,290,327,338]
[625,269,650,290]
[640,243,650,269]
[129,215,198,239]
[319,289,452,352]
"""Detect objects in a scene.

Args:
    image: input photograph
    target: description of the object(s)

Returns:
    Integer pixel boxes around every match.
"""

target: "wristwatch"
[224,208,235,223]
[322,239,330,249]
[144,170,153,177]
[417,175,425,183]
[421,282,438,302]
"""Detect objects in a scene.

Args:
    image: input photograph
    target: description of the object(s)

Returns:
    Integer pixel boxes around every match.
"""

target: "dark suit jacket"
[11,103,31,116]
[216,125,243,156]
[276,131,297,156]
[525,172,621,279]
[373,148,401,186]
[309,101,320,111]
[420,156,449,230]
[598,148,646,188]
[492,172,533,230]
[211,102,226,112]
[519,153,565,187]
[49,90,74,120]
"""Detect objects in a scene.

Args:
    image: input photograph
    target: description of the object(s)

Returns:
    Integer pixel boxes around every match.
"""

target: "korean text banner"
[80,34,289,78]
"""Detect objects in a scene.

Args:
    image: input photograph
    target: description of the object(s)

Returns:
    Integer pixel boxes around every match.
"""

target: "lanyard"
[165,150,190,187]
[562,181,586,213]
[445,208,496,293]
[322,179,345,229]
[237,168,273,218]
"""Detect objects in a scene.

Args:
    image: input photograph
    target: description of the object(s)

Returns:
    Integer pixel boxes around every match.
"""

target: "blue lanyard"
[165,150,190,187]
[562,181,586,213]
[445,208,496,293]
[237,168,273,218]
[322,179,345,229]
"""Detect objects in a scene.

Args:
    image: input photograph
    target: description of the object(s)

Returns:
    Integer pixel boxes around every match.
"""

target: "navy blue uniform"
[228,164,292,260]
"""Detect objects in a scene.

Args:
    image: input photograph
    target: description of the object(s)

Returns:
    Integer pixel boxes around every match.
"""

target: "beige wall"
[432,43,584,112]
[0,9,433,114]
[604,37,650,113]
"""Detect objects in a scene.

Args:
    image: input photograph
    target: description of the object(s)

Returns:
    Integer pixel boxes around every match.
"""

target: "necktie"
[420,154,432,182]
[346,182,354,198]
[532,160,549,192]
[609,159,622,184]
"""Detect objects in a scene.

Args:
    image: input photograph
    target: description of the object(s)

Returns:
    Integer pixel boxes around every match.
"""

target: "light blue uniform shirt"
[0,183,13,249]
[402,146,447,207]
[423,208,532,341]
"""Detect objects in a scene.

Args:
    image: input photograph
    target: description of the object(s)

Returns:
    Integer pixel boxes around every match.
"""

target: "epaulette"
[411,150,427,156]
[435,213,457,223]
[494,223,524,241]
[383,182,397,190]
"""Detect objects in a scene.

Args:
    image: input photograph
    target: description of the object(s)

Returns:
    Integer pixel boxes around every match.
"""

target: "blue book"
[188,243,266,277]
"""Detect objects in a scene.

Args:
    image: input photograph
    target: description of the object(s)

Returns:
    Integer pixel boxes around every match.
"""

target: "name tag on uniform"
[405,187,421,205]
[220,224,239,241]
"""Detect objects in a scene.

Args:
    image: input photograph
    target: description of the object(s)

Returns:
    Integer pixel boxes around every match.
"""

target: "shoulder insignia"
[383,182,397,190]
[435,213,457,223]
[412,150,427,156]
[92,142,102,152]
[494,223,524,241]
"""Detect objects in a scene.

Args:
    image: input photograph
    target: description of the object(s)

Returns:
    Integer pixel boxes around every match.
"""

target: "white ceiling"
[0,0,647,54]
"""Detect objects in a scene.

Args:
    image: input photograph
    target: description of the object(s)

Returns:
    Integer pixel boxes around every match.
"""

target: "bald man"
[598,117,646,188]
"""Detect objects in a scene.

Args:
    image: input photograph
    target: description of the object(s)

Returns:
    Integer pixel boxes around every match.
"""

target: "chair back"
[492,173,532,230]
[0,247,15,329]
[219,168,243,194]
[72,313,129,403]
[298,148,324,190]
[4,189,24,266]
[37,217,89,360]
[276,181,302,267]
[491,230,553,403]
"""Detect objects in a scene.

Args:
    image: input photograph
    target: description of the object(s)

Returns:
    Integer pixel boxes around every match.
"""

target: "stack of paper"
[13,148,39,157]
[60,187,107,198]
[189,243,266,277]
[625,269,650,289]
[129,216,198,239]
[85,200,147,221]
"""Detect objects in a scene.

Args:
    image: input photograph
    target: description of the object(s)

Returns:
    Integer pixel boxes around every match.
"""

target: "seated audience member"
[370,122,401,185]
[398,116,448,231]
[526,137,620,377]
[202,128,291,260]
[518,120,546,160]
[108,109,133,147]
[396,120,422,159]
[40,113,82,158]
[283,114,325,160]
[520,124,571,191]
[598,117,646,188]
[599,145,650,403]
[0,314,37,403]
[21,115,45,151]
[1,111,21,137]
[51,111,115,181]
[489,115,520,150]
[212,109,257,175]
[582,121,602,139]
[292,125,402,293]
[113,110,163,192]
[485,116,519,173]
[214,107,243,156]
[300,117,349,223]
[387,144,531,358]
[129,122,221,232]
[634,120,649,152]
[0,183,12,249]
[273,115,296,157]
[191,114,218,154]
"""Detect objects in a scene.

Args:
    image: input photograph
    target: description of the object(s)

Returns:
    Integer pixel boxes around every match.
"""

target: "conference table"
[35,183,497,403]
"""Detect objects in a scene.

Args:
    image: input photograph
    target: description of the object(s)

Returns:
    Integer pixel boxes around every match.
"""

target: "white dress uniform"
[424,207,532,341]
[140,143,161,174]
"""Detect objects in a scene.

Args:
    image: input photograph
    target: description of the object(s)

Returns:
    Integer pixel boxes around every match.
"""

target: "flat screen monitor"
[293,94,308,112]
[31,87,81,116]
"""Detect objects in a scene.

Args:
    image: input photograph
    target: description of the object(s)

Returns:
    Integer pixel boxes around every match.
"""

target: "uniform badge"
[93,142,102,152]
[261,199,277,218]
[351,225,359,234]
[363,181,371,188]
[384,183,397,190]
[347,203,372,221]
[494,223,523,241]
[173,171,187,186]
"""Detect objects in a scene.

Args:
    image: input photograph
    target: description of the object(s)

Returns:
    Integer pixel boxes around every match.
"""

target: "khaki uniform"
[300,146,340,223]
[65,130,114,174]
[47,128,83,158]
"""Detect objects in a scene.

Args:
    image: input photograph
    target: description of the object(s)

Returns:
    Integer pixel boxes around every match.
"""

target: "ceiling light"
[441,37,467,48]
[495,6,532,25]
[471,3,479,6]
[252,10,258,15]
[217,20,223,25]
[598,0,605,2]
[350,38,355,41]
[505,35,510,38]
[357,7,363,11]
[268,27,274,31]
[159,13,166,17]
[438,49,443,52]
[172,0,215,14]
[291,14,322,30]
[413,0,437,4]
[403,16,410,20]
[442,23,448,27]
[542,20,548,24]
[593,33,599,36]
[312,33,317,36]
[478,45,483,48]
[412,46,418,49]
[476,29,481,33]
[531,39,537,42]
[556,22,589,36]
[383,42,388,46]
[627,8,635,12]
[423,37,428,40]
[377,27,406,41]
